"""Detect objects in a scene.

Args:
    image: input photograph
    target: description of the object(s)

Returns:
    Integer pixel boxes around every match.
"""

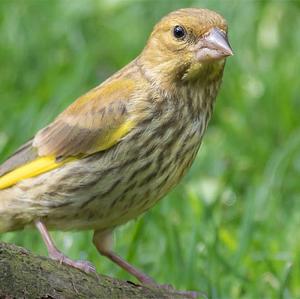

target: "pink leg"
[93,230,199,298]
[93,229,154,284]
[35,220,96,273]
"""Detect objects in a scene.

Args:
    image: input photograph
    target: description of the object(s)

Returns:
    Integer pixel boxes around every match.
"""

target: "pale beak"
[196,27,233,62]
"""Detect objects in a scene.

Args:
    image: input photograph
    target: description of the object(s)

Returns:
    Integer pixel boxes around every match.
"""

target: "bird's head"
[139,8,233,91]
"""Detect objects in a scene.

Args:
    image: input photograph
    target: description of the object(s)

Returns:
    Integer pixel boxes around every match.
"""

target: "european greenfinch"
[0,7,232,296]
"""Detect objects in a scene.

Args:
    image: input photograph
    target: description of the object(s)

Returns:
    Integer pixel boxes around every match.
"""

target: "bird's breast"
[74,85,216,228]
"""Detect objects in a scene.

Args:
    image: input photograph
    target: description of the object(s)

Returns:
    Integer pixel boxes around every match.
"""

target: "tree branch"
[0,242,201,299]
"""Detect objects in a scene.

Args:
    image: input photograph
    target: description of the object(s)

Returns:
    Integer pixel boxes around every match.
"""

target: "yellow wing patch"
[0,120,135,190]
[0,156,75,190]
[94,119,135,152]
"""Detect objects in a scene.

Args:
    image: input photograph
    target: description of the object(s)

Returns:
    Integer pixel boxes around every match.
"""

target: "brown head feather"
[138,8,228,91]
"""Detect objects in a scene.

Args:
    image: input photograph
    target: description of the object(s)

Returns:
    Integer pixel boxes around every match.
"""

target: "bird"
[0,7,232,295]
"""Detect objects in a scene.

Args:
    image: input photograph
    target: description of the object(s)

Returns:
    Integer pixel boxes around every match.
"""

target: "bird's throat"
[182,59,225,82]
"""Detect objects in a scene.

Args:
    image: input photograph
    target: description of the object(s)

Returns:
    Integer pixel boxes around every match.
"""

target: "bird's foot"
[148,283,200,299]
[93,230,201,297]
[35,220,96,274]
[138,276,201,298]
[157,284,201,299]
[49,250,96,273]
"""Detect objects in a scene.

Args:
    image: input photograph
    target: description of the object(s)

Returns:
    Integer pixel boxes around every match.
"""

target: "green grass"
[0,1,300,298]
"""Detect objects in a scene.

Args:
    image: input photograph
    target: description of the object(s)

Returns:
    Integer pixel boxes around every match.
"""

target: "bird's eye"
[173,25,186,39]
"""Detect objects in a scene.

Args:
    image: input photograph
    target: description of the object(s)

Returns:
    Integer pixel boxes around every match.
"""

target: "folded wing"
[0,79,136,190]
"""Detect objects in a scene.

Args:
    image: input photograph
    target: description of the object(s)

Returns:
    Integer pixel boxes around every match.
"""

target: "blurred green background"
[0,0,299,298]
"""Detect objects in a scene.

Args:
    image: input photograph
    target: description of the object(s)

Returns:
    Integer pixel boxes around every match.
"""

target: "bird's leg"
[93,230,199,298]
[35,220,96,273]
[93,229,155,284]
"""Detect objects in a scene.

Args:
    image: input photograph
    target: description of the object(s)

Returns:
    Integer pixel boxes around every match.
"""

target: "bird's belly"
[13,117,204,231]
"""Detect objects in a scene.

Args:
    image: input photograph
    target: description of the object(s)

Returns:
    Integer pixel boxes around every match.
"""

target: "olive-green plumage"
[0,8,232,290]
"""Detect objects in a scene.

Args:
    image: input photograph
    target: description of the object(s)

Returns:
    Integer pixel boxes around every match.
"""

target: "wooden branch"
[0,242,202,299]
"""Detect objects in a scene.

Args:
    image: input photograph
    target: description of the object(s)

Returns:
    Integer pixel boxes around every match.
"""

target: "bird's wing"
[0,140,37,177]
[0,79,136,190]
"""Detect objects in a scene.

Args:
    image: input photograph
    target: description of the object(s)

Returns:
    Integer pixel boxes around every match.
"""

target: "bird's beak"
[196,27,233,62]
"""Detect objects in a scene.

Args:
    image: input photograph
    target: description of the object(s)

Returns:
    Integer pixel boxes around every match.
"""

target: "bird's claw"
[157,285,200,299]
[142,281,201,298]
[49,250,96,273]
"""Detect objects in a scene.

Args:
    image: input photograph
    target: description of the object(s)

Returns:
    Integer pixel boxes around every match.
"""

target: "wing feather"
[33,79,135,157]
[0,78,136,190]
[0,140,37,177]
